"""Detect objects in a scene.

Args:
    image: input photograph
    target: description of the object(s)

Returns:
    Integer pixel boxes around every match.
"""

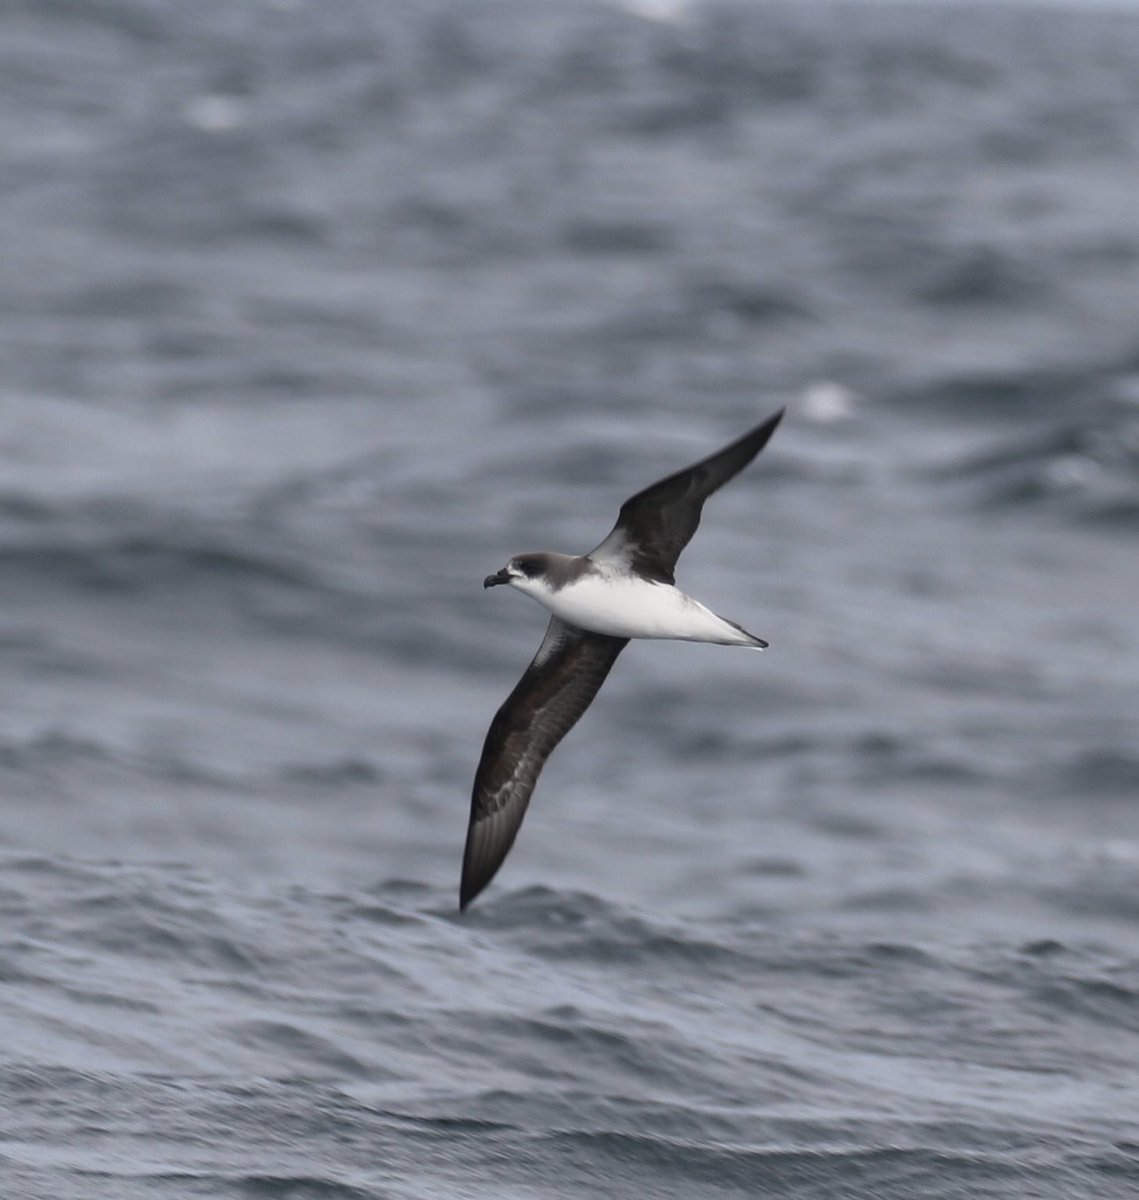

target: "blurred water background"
[3,0,1139,1196]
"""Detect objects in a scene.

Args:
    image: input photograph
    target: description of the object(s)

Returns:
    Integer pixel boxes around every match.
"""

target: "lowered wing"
[461,618,628,909]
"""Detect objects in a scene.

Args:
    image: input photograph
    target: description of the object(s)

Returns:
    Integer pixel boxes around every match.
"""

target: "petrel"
[461,409,785,909]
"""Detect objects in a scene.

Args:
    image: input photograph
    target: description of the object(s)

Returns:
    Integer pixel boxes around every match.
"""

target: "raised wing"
[461,618,628,909]
[590,408,785,584]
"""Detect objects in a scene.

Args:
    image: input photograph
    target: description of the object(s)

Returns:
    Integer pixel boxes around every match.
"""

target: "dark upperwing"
[589,408,784,584]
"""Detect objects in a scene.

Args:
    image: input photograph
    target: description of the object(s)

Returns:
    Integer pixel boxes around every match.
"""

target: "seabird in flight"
[461,408,785,909]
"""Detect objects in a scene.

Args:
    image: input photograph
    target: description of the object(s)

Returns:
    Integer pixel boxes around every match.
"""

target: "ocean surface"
[3,0,1139,1195]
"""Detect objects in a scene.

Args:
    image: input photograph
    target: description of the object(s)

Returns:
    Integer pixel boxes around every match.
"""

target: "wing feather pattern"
[460,618,628,909]
[590,408,784,583]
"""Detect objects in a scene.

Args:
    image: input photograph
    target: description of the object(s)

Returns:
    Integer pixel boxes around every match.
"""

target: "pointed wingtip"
[459,861,484,912]
[458,879,478,912]
[739,407,786,457]
[759,406,786,434]
[460,815,503,912]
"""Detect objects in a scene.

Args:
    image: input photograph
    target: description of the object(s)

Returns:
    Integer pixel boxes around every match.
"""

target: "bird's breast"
[538,574,713,641]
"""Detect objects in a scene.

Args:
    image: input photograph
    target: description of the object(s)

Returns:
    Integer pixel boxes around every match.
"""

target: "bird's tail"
[716,614,768,649]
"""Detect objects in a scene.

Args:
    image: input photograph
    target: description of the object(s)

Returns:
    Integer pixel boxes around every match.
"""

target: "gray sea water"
[3,0,1139,1196]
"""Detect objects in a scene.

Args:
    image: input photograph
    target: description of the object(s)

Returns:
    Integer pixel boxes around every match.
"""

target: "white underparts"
[514,571,763,647]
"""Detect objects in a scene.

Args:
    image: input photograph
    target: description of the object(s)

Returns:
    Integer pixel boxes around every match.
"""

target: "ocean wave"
[927,390,1139,524]
[4,853,1138,1197]
[0,533,319,595]
[4,0,1139,1192]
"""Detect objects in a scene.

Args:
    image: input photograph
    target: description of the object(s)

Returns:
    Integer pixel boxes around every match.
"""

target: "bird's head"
[483,553,550,595]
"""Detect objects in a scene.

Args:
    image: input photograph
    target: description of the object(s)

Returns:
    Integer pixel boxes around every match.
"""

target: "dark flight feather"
[461,618,628,909]
[590,408,785,584]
